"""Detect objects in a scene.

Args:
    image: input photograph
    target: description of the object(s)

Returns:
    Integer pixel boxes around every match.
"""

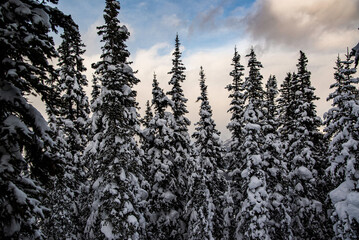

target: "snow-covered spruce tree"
[166,34,194,237]
[189,67,227,239]
[140,99,153,175]
[285,51,330,239]
[225,47,246,237]
[91,75,101,105]
[57,17,90,159]
[143,75,188,239]
[83,1,146,239]
[262,75,291,239]
[0,0,66,238]
[235,48,271,239]
[186,165,215,240]
[142,100,153,129]
[226,47,246,169]
[222,185,234,240]
[324,53,359,239]
[43,16,90,239]
[277,72,296,142]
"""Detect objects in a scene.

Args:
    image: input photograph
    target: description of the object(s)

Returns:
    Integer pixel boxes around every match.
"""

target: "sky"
[42,0,359,140]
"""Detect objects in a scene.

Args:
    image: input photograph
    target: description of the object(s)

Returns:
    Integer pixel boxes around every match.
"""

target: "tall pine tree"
[142,100,153,129]
[235,48,270,239]
[225,48,246,237]
[286,51,330,239]
[188,67,227,239]
[0,0,66,238]
[277,72,296,142]
[263,75,291,239]
[226,47,246,169]
[43,16,90,239]
[325,53,359,239]
[83,1,146,238]
[166,34,194,238]
[143,75,188,239]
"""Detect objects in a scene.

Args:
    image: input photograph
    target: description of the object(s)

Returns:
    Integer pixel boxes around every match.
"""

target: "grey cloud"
[188,7,223,35]
[240,0,359,51]
[188,0,230,36]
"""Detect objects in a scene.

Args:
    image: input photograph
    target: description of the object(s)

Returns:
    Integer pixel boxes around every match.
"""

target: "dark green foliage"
[167,34,188,122]
[325,53,359,239]
[143,75,186,239]
[263,75,291,239]
[0,0,65,238]
[142,100,153,129]
[43,15,90,239]
[190,67,227,239]
[225,49,246,237]
[83,1,145,239]
[284,51,330,239]
[226,47,246,148]
[234,48,270,239]
[162,34,194,238]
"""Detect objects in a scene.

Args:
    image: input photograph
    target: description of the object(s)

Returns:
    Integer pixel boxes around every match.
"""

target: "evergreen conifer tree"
[226,47,246,168]
[91,76,101,105]
[144,74,187,239]
[142,100,153,129]
[83,1,146,238]
[225,48,246,237]
[186,166,215,240]
[0,0,65,238]
[325,53,359,239]
[263,75,291,239]
[166,34,194,237]
[286,51,329,239]
[189,67,227,239]
[277,72,296,141]
[43,16,90,239]
[235,48,271,239]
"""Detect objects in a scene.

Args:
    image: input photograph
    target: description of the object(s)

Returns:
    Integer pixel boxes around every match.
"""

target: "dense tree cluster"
[1,0,359,239]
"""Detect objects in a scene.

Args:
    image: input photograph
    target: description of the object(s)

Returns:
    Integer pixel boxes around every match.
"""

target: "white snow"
[124,202,134,214]
[4,218,20,237]
[9,182,27,205]
[127,215,138,226]
[92,177,103,190]
[295,183,303,192]
[347,191,359,222]
[245,123,261,131]
[120,168,126,181]
[330,181,352,204]
[241,168,249,178]
[32,8,51,28]
[248,176,261,190]
[297,166,313,180]
[161,191,176,202]
[101,221,115,240]
[252,155,262,165]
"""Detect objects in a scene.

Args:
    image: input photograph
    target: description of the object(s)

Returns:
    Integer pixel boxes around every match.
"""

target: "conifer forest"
[2,0,359,239]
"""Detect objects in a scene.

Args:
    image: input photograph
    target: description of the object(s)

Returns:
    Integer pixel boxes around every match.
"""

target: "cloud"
[188,5,224,35]
[241,0,359,51]
[161,14,183,28]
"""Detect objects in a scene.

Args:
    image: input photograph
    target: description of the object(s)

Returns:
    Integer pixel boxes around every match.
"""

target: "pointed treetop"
[142,100,153,128]
[96,0,130,64]
[297,50,310,76]
[152,73,171,117]
[244,47,264,105]
[167,34,188,120]
[197,66,209,103]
